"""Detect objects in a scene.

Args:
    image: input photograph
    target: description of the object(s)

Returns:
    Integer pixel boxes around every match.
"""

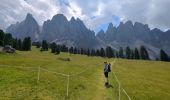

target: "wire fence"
[111,59,132,100]
[0,64,96,97]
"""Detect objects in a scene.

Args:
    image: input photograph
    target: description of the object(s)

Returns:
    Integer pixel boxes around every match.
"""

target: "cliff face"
[6,13,40,41]
[41,14,98,48]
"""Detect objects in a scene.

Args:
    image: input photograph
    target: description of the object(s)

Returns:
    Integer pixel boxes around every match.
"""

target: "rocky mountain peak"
[152,28,161,32]
[108,23,113,29]
[24,13,38,25]
[134,22,144,28]
[6,13,40,41]
[26,13,33,20]
[125,20,133,26]
[70,17,76,22]
[52,14,68,22]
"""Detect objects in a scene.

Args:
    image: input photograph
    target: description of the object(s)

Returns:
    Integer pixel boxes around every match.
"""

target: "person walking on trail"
[104,62,111,86]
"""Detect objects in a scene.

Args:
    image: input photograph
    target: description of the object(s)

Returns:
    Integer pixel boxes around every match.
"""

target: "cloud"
[0,0,59,30]
[0,0,170,32]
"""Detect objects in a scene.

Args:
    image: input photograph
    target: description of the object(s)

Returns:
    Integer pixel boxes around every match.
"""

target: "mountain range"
[6,13,98,49]
[6,13,170,59]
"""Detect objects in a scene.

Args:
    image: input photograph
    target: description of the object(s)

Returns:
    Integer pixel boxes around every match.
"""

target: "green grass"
[114,59,170,100]
[0,47,170,100]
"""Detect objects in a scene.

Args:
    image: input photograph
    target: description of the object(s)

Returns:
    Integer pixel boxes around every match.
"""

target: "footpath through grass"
[0,47,170,100]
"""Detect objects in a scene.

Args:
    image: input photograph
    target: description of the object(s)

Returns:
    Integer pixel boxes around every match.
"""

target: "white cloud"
[0,0,170,32]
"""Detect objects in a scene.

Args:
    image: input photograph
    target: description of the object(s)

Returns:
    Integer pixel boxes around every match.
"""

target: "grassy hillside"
[0,47,170,100]
[114,59,170,100]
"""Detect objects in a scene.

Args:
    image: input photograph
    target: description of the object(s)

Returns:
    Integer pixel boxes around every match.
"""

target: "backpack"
[108,65,111,72]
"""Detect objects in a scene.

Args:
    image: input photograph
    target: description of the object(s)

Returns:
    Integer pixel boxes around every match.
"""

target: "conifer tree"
[55,45,60,54]
[126,46,131,59]
[106,46,113,58]
[51,42,56,53]
[4,33,13,46]
[87,48,90,56]
[41,40,48,51]
[18,39,22,50]
[73,47,78,54]
[100,48,105,57]
[140,46,149,60]
[0,29,5,46]
[160,49,170,61]
[12,38,18,49]
[91,49,96,56]
[134,48,140,59]
[96,49,100,56]
[119,47,124,58]
[22,37,31,51]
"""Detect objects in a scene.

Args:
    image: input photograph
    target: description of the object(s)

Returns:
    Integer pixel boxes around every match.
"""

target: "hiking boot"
[105,82,109,86]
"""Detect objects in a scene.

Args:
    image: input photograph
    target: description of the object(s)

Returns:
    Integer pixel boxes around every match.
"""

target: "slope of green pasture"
[0,47,170,100]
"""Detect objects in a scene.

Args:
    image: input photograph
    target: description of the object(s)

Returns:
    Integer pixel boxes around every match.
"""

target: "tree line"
[34,40,170,62]
[0,29,31,51]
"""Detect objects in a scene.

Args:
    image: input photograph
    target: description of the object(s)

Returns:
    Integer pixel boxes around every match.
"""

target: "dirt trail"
[92,67,107,100]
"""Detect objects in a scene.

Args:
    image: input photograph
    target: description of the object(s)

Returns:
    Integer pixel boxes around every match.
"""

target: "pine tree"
[106,46,113,58]
[0,29,5,46]
[160,49,170,61]
[126,46,131,59]
[55,45,60,54]
[41,40,48,51]
[22,37,27,51]
[91,49,96,56]
[51,42,56,53]
[60,45,67,52]
[100,48,105,57]
[119,47,124,58]
[134,48,140,59]
[22,37,31,51]
[12,38,18,49]
[4,33,13,46]
[140,46,149,60]
[27,37,31,50]
[18,39,22,50]
[96,49,100,56]
[87,48,90,56]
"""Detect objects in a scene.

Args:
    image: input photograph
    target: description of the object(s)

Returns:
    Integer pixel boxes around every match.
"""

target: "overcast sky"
[0,0,170,32]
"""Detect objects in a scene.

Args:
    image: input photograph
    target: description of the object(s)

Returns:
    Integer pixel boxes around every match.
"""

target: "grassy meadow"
[0,47,170,100]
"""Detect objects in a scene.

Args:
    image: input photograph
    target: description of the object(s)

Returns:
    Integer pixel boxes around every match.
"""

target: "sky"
[0,0,170,33]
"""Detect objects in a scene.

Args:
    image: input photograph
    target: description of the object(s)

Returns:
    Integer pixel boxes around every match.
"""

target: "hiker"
[104,62,111,86]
